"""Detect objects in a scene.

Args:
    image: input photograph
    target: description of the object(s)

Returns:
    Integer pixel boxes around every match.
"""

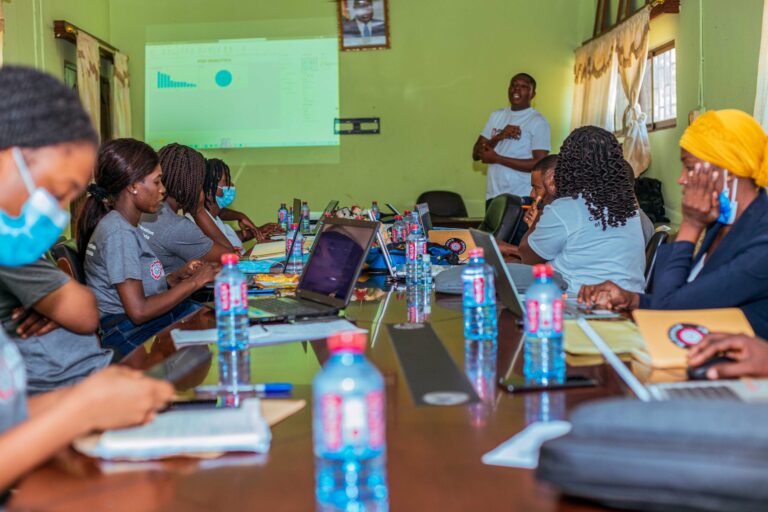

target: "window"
[614,42,677,133]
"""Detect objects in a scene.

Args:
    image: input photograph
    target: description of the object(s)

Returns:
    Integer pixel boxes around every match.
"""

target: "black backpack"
[635,177,670,223]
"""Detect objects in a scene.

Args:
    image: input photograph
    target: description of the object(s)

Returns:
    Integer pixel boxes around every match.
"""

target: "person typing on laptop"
[579,110,768,338]
[688,333,768,380]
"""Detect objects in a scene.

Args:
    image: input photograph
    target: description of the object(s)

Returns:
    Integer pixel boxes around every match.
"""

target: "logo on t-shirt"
[150,259,165,280]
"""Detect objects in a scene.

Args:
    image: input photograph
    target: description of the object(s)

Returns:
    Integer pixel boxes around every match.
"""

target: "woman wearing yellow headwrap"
[579,109,768,338]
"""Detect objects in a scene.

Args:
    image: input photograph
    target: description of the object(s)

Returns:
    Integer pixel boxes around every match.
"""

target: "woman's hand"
[578,281,640,311]
[681,163,721,230]
[11,308,59,339]
[191,262,219,288]
[71,366,174,432]
[688,333,768,379]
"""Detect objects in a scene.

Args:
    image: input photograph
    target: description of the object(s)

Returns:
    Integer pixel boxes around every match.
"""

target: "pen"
[195,383,293,394]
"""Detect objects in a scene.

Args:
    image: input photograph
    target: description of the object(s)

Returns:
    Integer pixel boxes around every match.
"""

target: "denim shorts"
[100,301,201,359]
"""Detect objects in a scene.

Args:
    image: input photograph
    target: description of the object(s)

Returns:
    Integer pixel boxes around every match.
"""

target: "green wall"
[108,0,592,223]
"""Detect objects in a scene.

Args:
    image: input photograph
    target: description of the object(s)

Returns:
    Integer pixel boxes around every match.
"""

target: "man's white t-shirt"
[481,107,551,198]
[527,196,646,294]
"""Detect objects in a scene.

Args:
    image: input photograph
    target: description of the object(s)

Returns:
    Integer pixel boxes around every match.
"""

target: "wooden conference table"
[9,285,630,512]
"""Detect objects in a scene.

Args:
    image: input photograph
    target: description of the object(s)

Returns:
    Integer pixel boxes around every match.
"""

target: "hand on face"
[681,162,721,228]
[688,333,768,379]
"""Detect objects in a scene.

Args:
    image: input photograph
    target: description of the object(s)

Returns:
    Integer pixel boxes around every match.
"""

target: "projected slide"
[145,38,339,149]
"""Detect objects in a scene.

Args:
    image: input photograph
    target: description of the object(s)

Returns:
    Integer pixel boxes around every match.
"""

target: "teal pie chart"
[215,69,233,87]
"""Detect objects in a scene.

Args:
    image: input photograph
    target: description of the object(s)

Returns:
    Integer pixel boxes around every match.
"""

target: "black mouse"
[686,355,738,381]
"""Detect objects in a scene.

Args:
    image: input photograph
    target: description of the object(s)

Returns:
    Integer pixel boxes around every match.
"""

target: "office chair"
[643,230,669,293]
[416,190,468,218]
[51,240,87,285]
[476,194,524,243]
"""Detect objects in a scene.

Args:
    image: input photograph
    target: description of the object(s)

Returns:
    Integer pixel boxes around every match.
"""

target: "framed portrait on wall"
[338,0,390,51]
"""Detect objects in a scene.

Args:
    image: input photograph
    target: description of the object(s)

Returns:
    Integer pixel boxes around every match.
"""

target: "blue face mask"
[717,170,739,225]
[0,148,70,267]
[216,186,236,209]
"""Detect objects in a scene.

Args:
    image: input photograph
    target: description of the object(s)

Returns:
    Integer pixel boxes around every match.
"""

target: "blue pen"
[195,383,293,394]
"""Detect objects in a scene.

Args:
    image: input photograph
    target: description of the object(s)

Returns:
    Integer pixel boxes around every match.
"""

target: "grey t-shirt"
[85,210,169,317]
[0,330,28,432]
[528,196,646,294]
[139,202,213,273]
[0,259,111,393]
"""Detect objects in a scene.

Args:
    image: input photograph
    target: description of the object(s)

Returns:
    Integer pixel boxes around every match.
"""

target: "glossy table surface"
[9,285,628,512]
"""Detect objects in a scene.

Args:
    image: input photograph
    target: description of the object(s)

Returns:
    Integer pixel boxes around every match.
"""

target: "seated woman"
[580,110,768,338]
[0,258,112,393]
[138,143,230,273]
[77,139,217,357]
[194,158,280,254]
[0,65,172,493]
[518,126,646,294]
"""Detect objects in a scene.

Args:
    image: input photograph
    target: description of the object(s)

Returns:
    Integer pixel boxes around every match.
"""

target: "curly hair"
[554,126,637,230]
[158,143,206,214]
[203,158,231,207]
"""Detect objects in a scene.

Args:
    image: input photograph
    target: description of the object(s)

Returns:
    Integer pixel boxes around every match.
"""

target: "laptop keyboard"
[253,298,331,316]
[661,384,740,401]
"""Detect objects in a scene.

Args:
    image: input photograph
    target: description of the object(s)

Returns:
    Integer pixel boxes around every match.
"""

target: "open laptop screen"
[298,219,377,303]
[416,203,433,232]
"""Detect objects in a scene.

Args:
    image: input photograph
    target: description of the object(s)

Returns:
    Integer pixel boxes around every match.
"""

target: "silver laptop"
[469,229,620,320]
[248,217,379,323]
[576,317,768,402]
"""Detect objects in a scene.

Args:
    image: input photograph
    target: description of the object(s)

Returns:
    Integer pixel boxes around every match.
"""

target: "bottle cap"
[404,210,411,215]
[324,212,332,217]
[290,223,299,230]
[327,331,367,353]
[221,253,239,265]
[395,215,402,220]
[532,264,554,279]
[468,248,484,259]
[372,200,378,204]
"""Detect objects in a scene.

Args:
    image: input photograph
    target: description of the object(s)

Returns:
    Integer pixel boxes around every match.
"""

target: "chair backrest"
[51,241,86,285]
[644,230,669,293]
[477,194,524,243]
[415,190,468,218]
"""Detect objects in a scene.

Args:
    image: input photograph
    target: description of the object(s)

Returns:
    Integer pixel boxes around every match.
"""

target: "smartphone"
[498,374,598,393]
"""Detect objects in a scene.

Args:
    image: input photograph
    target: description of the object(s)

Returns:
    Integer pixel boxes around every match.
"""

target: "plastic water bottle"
[277,203,288,231]
[215,254,249,353]
[410,209,421,231]
[301,201,311,234]
[461,248,497,342]
[405,223,426,286]
[523,264,565,386]
[406,284,431,323]
[421,253,433,286]
[371,201,381,221]
[285,224,304,275]
[285,224,296,257]
[390,215,404,243]
[313,331,388,511]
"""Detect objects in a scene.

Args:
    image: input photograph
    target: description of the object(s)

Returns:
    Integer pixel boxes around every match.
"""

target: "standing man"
[473,73,551,207]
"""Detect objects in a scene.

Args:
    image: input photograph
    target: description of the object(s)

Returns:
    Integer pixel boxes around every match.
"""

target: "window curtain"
[615,7,651,176]
[754,0,768,130]
[76,31,101,136]
[112,51,132,138]
[571,33,619,132]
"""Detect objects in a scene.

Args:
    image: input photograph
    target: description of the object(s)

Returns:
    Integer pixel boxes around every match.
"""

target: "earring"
[132,189,138,195]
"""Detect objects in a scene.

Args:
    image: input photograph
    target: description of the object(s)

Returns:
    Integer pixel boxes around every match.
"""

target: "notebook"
[633,308,755,368]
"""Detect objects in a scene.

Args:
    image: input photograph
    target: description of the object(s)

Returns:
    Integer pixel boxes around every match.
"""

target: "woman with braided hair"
[519,126,646,294]
[77,138,217,356]
[581,110,768,339]
[139,143,231,273]
[0,66,173,494]
[193,158,280,255]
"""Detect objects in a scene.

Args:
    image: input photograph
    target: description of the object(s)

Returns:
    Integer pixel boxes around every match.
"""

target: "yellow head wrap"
[679,109,768,187]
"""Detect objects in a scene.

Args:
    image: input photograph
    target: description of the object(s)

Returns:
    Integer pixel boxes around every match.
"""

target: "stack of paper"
[171,318,366,347]
[75,398,271,460]
[249,241,286,260]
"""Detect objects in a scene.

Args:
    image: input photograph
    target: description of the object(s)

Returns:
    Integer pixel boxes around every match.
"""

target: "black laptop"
[248,217,379,323]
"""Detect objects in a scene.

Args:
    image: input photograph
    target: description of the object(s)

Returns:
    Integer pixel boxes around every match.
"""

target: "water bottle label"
[525,298,564,336]
[553,299,564,334]
[367,390,385,449]
[218,282,232,312]
[238,282,248,311]
[526,299,539,333]
[407,241,417,262]
[320,394,343,451]
[472,276,485,304]
[278,211,287,222]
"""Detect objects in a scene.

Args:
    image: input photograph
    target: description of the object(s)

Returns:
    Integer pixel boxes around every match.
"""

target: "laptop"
[416,203,433,232]
[248,217,379,323]
[576,317,768,402]
[368,210,404,280]
[469,229,621,320]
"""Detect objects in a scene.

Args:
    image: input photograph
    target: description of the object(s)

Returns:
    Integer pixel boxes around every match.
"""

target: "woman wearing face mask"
[0,66,173,495]
[77,139,218,357]
[579,110,768,337]
[194,158,280,248]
